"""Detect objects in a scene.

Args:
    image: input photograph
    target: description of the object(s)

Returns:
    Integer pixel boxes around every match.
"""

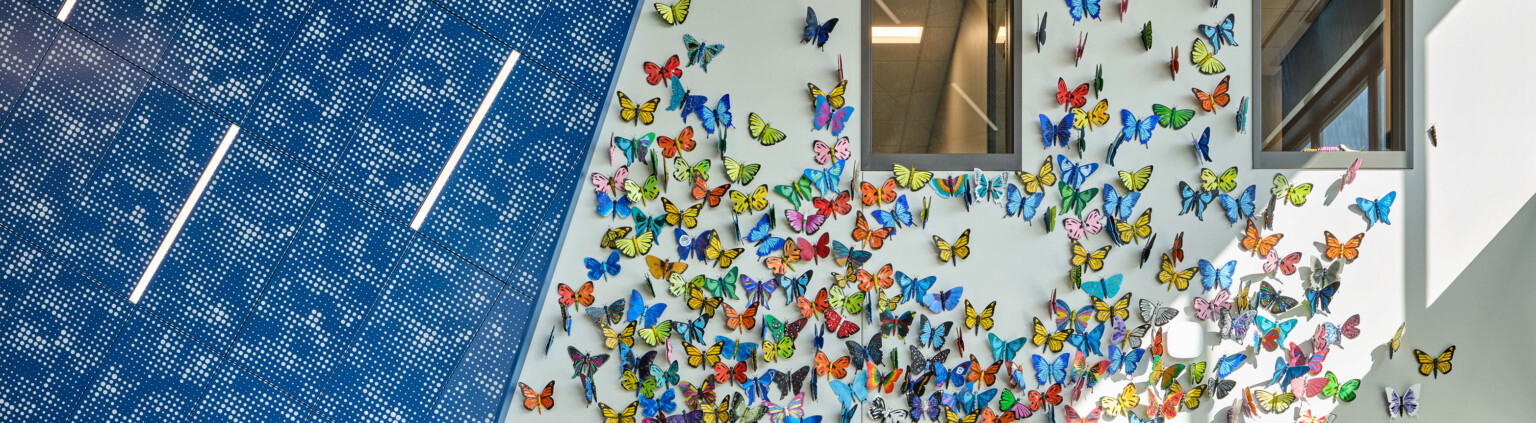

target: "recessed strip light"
[873,0,901,24]
[411,50,521,230]
[872,26,923,44]
[56,0,77,21]
[130,124,240,303]
[949,83,998,131]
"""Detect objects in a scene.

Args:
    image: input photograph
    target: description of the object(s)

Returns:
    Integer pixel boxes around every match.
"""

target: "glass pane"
[869,0,1011,155]
[1259,0,1390,152]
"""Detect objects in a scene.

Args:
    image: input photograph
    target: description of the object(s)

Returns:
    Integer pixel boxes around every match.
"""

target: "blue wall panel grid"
[64,0,192,71]
[519,0,637,96]
[52,81,225,293]
[318,239,502,421]
[70,312,222,422]
[152,0,313,121]
[187,361,323,423]
[0,1,58,118]
[332,5,511,224]
[242,0,426,174]
[135,132,324,349]
[226,190,410,410]
[0,233,133,422]
[427,289,533,422]
[0,30,150,246]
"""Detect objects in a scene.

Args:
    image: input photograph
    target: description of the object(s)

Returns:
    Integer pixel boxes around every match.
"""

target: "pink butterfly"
[1062,209,1103,240]
[814,97,854,136]
[764,393,808,420]
[609,137,626,165]
[589,166,628,195]
[1341,158,1362,187]
[1288,342,1330,375]
[813,137,851,165]
[785,209,827,234]
[1191,290,1231,321]
[1290,376,1329,398]
[1262,250,1302,275]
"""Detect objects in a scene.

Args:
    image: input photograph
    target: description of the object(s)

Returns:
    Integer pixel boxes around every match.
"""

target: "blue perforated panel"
[65,0,191,70]
[226,190,410,408]
[426,289,534,422]
[0,2,57,118]
[70,311,221,421]
[136,133,324,348]
[152,0,311,120]
[520,0,636,95]
[187,362,323,422]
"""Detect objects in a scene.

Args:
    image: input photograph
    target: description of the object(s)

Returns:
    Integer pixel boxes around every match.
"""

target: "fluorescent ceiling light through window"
[872,26,923,44]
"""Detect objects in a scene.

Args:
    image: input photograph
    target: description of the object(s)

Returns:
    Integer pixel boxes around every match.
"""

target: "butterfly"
[1193,77,1232,117]
[812,137,850,165]
[617,92,660,125]
[1323,231,1365,262]
[1199,166,1239,193]
[1035,12,1048,51]
[1313,314,1361,349]
[1240,219,1284,257]
[682,34,724,72]
[1145,387,1183,420]
[1357,191,1397,229]
[596,192,635,220]
[654,0,689,25]
[1414,346,1455,378]
[934,230,971,266]
[918,315,954,350]
[801,6,840,48]
[890,164,935,192]
[1120,109,1158,147]
[784,209,826,235]
[808,80,848,111]
[964,300,996,334]
[1386,384,1421,418]
[1263,250,1302,276]
[1109,209,1152,247]
[812,190,852,219]
[696,97,735,140]
[569,346,612,379]
[1057,154,1098,190]
[1190,39,1226,75]
[729,187,770,216]
[814,94,854,136]
[718,157,761,186]
[520,381,556,413]
[860,177,898,208]
[1390,323,1407,359]
[624,175,660,206]
[1137,299,1178,327]
[921,287,963,314]
[822,308,861,339]
[612,228,656,258]
[640,388,678,417]
[879,310,915,338]
[1198,13,1239,52]
[1006,185,1047,222]
[591,165,630,197]
[1254,281,1301,315]
[846,338,884,369]
[644,55,683,87]
[1254,315,1299,353]
[703,232,743,269]
[1192,290,1231,322]
[1032,353,1071,385]
[1306,281,1340,317]
[1251,388,1296,414]
[1015,158,1058,195]
[1056,78,1090,111]
[1237,96,1250,133]
[851,211,894,249]
[1070,240,1112,272]
[931,174,969,199]
[1099,383,1140,419]
[1271,173,1314,206]
[1178,181,1216,220]
[1220,184,1257,224]
[1090,291,1131,324]
[660,198,702,229]
[1066,0,1101,23]
[743,112,787,146]
[1075,32,1088,67]
[1073,99,1111,132]
[599,401,640,423]
[1141,20,1154,50]
[1064,209,1104,240]
[1198,259,1235,293]
[970,171,1007,204]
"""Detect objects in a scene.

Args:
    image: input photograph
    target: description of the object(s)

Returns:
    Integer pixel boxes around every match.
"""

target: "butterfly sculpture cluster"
[523,2,1438,423]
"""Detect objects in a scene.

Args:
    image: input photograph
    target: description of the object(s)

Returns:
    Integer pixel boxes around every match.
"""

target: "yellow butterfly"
[1414,346,1454,378]
[1252,389,1297,413]
[934,230,971,265]
[808,80,848,110]
[747,113,786,146]
[1200,166,1239,192]
[624,175,660,206]
[613,230,656,258]
[1031,317,1072,352]
[599,401,640,423]
[1091,293,1131,323]
[1117,165,1153,192]
[672,157,711,182]
[661,198,702,229]
[1190,39,1227,74]
[685,284,722,313]
[963,300,995,333]
[723,156,760,185]
[705,235,742,268]
[1070,240,1111,271]
[1271,173,1314,206]
[1113,209,1153,245]
[729,185,769,214]
[1173,382,1208,409]
[653,0,689,25]
[875,289,903,313]
[1389,323,1406,359]
[683,341,724,368]
[1157,253,1196,291]
[893,164,935,191]
[1016,158,1057,194]
[617,92,659,125]
[604,320,637,349]
[601,227,633,249]
[762,336,795,362]
[1072,99,1111,131]
[637,320,674,347]
[1099,384,1140,418]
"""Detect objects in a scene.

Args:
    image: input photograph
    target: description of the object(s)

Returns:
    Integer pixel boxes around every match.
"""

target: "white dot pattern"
[151,0,313,120]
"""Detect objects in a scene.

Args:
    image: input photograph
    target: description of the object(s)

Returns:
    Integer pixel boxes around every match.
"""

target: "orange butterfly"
[782,238,805,269]
[646,255,688,279]
[814,190,853,218]
[1170,232,1185,263]
[692,176,730,206]
[814,351,851,379]
[1323,231,1365,261]
[1192,75,1231,113]
[1169,46,1180,80]
[797,289,829,318]
[519,381,556,413]
[658,126,696,158]
[851,211,894,249]
[860,178,898,207]
[763,257,790,275]
[1149,327,1166,356]
[856,264,894,292]
[1240,219,1283,257]
[556,281,594,308]
[723,301,759,332]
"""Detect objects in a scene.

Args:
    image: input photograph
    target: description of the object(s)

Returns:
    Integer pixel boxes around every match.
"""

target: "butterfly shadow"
[1321,178,1347,206]
[1344,203,1378,230]
[1239,273,1269,284]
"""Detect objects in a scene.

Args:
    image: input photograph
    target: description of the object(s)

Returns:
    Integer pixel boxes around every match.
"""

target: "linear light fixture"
[872,26,923,44]
[949,83,998,131]
[56,0,77,21]
[411,50,521,230]
[130,124,239,303]
[874,0,901,24]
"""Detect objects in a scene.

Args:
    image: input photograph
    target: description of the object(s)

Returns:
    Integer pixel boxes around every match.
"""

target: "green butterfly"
[1044,207,1058,233]
[704,266,740,299]
[1152,104,1195,129]
[774,176,815,209]
[1322,371,1361,402]
[1142,21,1153,50]
[1271,173,1314,206]
[673,157,712,182]
[1094,64,1105,97]
[1058,180,1100,217]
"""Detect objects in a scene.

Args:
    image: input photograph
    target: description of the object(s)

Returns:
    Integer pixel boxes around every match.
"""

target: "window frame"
[1251,0,1412,169]
[859,0,1025,171]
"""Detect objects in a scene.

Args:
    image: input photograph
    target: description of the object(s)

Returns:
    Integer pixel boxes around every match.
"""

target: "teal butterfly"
[683,34,724,72]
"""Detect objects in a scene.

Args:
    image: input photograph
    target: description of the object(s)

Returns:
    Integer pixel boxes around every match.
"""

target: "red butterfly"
[821,307,860,338]
[1056,78,1089,111]
[797,233,831,263]
[643,55,683,86]
[713,361,748,385]
[692,176,730,207]
[813,190,852,218]
[1028,383,1063,410]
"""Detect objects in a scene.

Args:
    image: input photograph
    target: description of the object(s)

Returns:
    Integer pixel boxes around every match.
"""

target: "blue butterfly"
[1056,155,1099,190]
[897,271,937,303]
[1306,282,1340,317]
[596,192,633,219]
[1039,113,1075,148]
[1082,274,1122,299]
[679,316,709,344]
[1178,181,1216,220]
[1216,353,1248,379]
[627,289,666,327]
[695,95,733,136]
[683,34,725,72]
[1006,184,1046,222]
[640,388,677,417]
[873,194,913,228]
[1252,315,1298,347]
[1356,191,1396,229]
[1219,184,1256,224]
[716,335,760,362]
[674,228,704,260]
[805,159,846,198]
[1120,109,1158,147]
[828,376,868,411]
[956,383,997,415]
[1101,184,1140,221]
[921,287,963,313]
[988,333,1027,362]
[585,250,622,281]
[1106,133,1127,166]
[670,75,707,114]
[802,7,839,49]
[918,315,953,350]
[972,170,1007,203]
[1032,353,1070,385]
[1198,259,1236,293]
[1067,322,1105,356]
[1065,0,1102,23]
[781,270,813,305]
[1106,344,1145,375]
[1198,13,1239,52]
[741,369,776,405]
[1193,126,1213,162]
[1268,356,1310,387]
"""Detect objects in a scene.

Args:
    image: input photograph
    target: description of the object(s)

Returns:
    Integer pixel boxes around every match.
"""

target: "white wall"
[508,0,1530,422]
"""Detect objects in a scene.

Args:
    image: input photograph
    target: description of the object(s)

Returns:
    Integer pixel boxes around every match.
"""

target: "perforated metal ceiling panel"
[0,0,640,420]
